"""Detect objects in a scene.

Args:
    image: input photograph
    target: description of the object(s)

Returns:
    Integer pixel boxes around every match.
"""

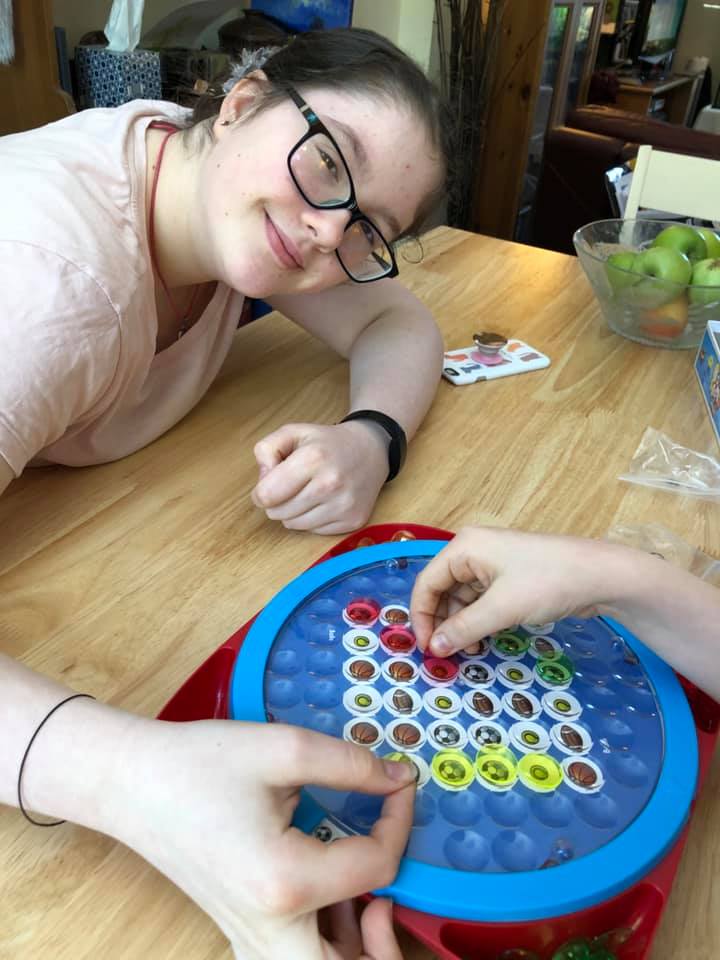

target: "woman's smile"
[265,212,304,269]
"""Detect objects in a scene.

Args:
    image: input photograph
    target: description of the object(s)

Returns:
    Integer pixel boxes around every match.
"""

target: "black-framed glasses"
[286,87,399,284]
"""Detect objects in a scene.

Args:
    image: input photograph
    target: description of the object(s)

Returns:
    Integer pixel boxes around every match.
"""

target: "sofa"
[531,105,720,255]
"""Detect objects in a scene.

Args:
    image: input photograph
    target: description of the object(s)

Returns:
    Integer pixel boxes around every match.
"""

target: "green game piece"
[551,940,593,960]
[494,630,531,656]
[537,654,575,686]
[550,939,618,960]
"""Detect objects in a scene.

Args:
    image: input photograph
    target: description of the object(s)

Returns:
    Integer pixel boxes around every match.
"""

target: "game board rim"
[228,540,699,922]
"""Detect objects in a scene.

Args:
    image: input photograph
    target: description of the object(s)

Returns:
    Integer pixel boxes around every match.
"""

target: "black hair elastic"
[17,693,96,826]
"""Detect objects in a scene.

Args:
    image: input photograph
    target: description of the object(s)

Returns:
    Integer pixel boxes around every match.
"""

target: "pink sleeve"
[0,241,121,476]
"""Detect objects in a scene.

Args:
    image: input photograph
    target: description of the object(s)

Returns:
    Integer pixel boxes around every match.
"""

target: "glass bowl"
[573,219,720,349]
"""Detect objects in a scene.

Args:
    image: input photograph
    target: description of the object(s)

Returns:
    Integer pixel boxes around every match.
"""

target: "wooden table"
[1,227,718,960]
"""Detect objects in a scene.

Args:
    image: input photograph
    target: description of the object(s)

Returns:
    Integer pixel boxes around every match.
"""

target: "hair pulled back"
[187,27,454,238]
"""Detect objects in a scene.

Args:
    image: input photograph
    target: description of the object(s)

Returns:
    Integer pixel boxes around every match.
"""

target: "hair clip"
[222,46,282,92]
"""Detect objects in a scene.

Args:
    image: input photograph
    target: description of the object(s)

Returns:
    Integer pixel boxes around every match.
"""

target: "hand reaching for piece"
[409,524,720,702]
[410,526,614,657]
[113,719,416,960]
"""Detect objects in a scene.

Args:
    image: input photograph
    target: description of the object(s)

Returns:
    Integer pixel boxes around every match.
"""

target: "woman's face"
[196,84,443,298]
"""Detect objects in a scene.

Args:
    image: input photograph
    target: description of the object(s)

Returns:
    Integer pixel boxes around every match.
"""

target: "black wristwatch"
[339,410,407,483]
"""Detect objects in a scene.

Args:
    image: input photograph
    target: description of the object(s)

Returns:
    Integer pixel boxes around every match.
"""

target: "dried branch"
[434,0,506,228]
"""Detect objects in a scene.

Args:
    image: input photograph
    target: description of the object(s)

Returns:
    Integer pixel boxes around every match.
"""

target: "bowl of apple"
[573,219,720,349]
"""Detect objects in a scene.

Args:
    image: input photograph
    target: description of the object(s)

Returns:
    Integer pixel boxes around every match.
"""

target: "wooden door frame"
[0,0,75,136]
[470,0,606,239]
[470,1,554,238]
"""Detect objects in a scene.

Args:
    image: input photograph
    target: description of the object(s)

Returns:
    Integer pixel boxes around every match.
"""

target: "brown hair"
[185,28,454,240]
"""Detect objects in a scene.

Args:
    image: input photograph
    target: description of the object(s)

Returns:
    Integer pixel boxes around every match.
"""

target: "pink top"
[0,100,245,476]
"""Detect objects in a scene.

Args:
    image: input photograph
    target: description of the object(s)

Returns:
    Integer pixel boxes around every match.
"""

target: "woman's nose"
[302,206,351,253]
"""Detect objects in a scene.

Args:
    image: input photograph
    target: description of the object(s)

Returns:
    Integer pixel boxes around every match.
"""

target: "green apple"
[695,227,720,260]
[619,245,692,308]
[689,258,720,306]
[651,224,707,264]
[606,251,642,296]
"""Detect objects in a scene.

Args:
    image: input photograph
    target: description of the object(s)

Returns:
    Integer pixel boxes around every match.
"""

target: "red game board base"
[158,524,720,960]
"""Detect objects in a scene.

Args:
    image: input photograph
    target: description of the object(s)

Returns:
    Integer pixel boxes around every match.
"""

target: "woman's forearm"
[597,547,720,700]
[0,653,141,832]
[347,303,443,439]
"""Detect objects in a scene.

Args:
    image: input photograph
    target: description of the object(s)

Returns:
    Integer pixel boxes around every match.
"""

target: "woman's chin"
[222,266,280,300]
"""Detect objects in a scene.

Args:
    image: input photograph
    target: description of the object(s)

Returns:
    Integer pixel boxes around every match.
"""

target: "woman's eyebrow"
[327,117,403,239]
[326,117,368,171]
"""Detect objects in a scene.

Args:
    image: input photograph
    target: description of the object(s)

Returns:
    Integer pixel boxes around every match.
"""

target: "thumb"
[429,578,521,656]
[356,898,402,960]
[262,725,416,794]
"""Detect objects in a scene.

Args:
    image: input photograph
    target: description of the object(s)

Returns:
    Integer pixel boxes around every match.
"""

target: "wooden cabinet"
[471,0,605,241]
[0,0,74,136]
[615,74,699,124]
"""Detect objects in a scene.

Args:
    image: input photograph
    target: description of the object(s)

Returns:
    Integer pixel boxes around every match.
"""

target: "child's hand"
[115,720,415,960]
[410,526,617,657]
[251,422,388,534]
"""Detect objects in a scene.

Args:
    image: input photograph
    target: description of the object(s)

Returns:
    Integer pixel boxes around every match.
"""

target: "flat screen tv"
[629,0,688,62]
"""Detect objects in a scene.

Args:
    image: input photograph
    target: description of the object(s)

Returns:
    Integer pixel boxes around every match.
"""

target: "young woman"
[0,28,451,533]
[0,28,452,958]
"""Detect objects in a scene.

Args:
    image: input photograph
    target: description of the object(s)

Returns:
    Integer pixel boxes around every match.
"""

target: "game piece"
[551,939,617,960]
[229,540,698,923]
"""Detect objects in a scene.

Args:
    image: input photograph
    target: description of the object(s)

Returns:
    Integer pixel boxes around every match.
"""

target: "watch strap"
[339,410,407,482]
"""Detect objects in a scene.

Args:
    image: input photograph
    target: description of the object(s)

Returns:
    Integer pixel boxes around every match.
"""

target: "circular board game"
[229,541,698,922]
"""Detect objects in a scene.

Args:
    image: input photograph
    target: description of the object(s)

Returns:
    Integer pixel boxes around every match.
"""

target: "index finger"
[253,456,312,508]
[410,547,468,650]
[258,725,416,794]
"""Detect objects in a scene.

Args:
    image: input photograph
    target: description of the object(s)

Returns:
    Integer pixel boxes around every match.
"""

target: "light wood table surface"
[1,226,718,960]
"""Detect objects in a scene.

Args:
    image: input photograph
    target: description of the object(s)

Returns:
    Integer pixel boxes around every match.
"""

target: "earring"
[220,115,236,126]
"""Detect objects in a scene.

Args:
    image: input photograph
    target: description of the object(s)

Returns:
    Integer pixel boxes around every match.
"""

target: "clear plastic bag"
[618,427,720,499]
[606,522,720,587]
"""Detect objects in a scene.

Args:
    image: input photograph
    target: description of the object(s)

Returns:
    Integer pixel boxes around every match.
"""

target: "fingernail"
[431,633,451,656]
[384,760,415,782]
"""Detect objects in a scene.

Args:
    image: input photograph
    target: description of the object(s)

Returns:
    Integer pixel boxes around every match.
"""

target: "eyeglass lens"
[290,133,393,280]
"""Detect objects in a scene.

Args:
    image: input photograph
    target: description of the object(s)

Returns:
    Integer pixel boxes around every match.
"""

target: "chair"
[694,105,720,135]
[624,145,720,222]
[531,106,720,255]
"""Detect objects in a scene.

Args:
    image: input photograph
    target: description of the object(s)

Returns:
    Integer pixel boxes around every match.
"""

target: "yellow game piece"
[475,748,518,790]
[517,753,563,792]
[431,750,475,790]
